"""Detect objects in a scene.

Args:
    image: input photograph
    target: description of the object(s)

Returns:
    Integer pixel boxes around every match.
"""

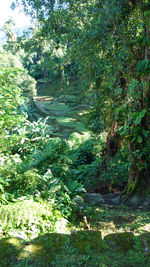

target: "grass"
[71,203,150,237]
[56,117,78,128]
[44,102,70,112]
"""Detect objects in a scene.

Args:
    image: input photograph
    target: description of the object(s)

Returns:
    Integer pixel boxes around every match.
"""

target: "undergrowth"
[0,114,129,242]
[0,198,62,240]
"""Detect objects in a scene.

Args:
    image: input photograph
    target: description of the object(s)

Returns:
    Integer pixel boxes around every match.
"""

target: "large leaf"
[135,116,141,125]
[140,109,146,119]
[137,136,143,143]
[135,109,146,125]
[142,128,148,137]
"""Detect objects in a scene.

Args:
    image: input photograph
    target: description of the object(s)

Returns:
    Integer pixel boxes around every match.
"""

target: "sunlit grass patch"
[34,96,54,102]
[57,117,78,128]
[44,102,70,112]
[56,117,87,133]
[57,117,77,123]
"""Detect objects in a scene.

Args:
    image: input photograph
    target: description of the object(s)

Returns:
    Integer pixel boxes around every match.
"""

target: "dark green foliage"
[101,148,129,190]
[70,138,99,166]
[0,113,129,210]
[85,105,104,134]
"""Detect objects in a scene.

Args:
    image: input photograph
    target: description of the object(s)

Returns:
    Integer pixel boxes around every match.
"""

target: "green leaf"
[115,108,122,112]
[135,116,141,125]
[137,136,143,143]
[142,128,148,137]
[131,137,136,143]
[140,109,146,119]
[135,109,146,125]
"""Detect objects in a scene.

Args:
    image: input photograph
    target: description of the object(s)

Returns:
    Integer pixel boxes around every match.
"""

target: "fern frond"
[0,199,60,238]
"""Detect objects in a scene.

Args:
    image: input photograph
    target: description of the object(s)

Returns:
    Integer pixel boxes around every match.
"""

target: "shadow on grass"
[81,204,150,235]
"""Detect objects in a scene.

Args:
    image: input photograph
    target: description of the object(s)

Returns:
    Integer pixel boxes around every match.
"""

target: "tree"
[0,52,25,153]
[123,1,150,197]
[1,19,17,53]
[0,49,37,97]
[2,18,16,42]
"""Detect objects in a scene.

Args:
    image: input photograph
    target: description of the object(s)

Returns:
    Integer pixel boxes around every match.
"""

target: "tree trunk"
[91,122,121,193]
[124,8,150,200]
[127,142,150,196]
[61,65,67,103]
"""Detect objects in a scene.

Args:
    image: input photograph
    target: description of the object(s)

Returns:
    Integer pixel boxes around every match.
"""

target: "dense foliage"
[0,0,149,258]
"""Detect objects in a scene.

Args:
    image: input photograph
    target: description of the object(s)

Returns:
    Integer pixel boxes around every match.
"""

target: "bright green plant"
[0,52,37,96]
[0,58,25,153]
[11,117,52,155]
[0,198,63,239]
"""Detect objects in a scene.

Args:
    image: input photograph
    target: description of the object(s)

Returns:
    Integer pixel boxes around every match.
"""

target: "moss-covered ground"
[1,202,150,266]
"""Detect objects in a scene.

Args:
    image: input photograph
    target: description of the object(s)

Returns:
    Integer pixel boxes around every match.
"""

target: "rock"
[124,195,150,210]
[71,230,105,254]
[0,237,25,267]
[137,198,150,210]
[127,196,144,207]
[138,205,144,209]
[19,233,70,266]
[84,193,105,205]
[142,201,150,207]
[104,193,116,199]
[109,196,121,205]
[104,232,135,252]
[73,195,85,206]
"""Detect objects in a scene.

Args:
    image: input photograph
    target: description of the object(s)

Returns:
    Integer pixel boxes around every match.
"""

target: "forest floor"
[71,196,150,237]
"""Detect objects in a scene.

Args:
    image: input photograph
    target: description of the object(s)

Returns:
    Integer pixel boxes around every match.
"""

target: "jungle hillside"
[0,0,150,266]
